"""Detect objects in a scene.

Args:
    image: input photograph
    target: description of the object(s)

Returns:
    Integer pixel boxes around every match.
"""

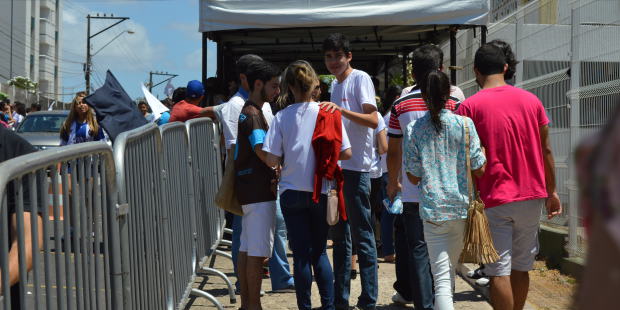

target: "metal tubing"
[190,288,224,310]
[200,267,237,304]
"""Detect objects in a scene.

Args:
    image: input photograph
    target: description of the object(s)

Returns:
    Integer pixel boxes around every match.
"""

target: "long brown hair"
[60,91,100,141]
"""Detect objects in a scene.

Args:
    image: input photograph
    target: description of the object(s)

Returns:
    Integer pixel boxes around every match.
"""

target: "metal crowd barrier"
[185,119,235,307]
[1,119,233,310]
[0,141,122,310]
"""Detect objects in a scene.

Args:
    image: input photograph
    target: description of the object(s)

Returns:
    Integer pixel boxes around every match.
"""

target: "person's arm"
[254,144,275,168]
[540,125,562,219]
[319,102,379,129]
[386,137,402,200]
[340,148,352,160]
[2,212,43,292]
[264,153,281,168]
[377,129,387,155]
[468,118,487,178]
[199,106,216,119]
[406,172,421,186]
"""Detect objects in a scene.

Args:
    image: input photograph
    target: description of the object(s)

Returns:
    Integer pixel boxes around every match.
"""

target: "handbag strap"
[462,116,474,202]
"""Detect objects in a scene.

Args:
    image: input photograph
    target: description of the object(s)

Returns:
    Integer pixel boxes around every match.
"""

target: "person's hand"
[546,192,562,219]
[318,101,341,113]
[386,181,402,201]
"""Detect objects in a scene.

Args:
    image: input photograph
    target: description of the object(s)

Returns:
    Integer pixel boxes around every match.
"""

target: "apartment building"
[0,0,63,103]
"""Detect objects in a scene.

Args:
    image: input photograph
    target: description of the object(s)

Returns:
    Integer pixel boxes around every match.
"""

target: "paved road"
[188,247,492,310]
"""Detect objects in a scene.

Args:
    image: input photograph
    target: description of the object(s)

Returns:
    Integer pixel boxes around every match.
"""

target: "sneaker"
[350,269,358,280]
[391,292,412,305]
[475,277,490,287]
[466,266,485,279]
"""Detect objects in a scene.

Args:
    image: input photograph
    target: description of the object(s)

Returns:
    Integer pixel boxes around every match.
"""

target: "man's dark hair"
[245,61,280,92]
[236,54,263,80]
[172,87,187,104]
[322,33,351,54]
[29,103,41,112]
[489,39,519,80]
[411,44,444,85]
[474,44,507,76]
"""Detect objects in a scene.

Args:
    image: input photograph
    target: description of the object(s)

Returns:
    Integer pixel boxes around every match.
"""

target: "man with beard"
[234,60,281,310]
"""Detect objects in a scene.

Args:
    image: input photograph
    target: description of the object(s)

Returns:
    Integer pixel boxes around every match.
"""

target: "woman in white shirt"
[263,61,351,310]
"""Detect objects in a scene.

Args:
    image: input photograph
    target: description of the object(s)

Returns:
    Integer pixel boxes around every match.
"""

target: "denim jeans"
[401,202,434,310]
[379,173,395,257]
[231,214,242,291]
[269,199,295,290]
[423,219,466,310]
[392,214,411,300]
[332,170,378,310]
[280,190,334,310]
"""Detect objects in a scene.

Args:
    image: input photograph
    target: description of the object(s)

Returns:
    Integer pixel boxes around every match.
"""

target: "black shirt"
[0,127,36,309]
[234,101,276,205]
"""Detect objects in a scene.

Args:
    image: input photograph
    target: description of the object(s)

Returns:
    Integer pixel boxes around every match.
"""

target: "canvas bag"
[459,117,500,264]
[214,154,243,216]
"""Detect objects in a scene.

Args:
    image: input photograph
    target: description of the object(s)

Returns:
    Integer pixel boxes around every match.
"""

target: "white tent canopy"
[199,0,489,32]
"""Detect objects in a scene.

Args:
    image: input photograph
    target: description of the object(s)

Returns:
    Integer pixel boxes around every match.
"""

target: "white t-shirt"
[215,90,273,150]
[369,114,387,179]
[330,69,377,172]
[379,112,391,174]
[262,102,351,196]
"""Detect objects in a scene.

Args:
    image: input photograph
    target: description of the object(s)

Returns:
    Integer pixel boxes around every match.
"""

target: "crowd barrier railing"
[0,141,122,310]
[1,118,233,310]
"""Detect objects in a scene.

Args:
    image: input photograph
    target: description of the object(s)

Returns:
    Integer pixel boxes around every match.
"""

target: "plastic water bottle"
[383,193,403,215]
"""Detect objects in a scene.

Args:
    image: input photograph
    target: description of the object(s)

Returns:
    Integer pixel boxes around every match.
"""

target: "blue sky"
[60,0,216,102]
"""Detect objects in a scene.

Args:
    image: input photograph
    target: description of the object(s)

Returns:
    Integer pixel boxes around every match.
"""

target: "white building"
[0,0,63,104]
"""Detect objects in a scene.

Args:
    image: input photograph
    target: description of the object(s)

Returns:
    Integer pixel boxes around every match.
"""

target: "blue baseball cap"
[186,80,205,99]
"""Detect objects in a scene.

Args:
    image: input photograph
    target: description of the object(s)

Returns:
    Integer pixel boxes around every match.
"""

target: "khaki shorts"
[484,199,544,277]
[239,201,277,258]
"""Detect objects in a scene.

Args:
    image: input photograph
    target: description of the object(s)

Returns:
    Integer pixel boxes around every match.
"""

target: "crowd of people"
[0,98,41,129]
[156,33,563,310]
[0,31,563,310]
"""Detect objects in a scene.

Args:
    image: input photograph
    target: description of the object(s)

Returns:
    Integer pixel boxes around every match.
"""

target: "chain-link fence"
[442,0,620,259]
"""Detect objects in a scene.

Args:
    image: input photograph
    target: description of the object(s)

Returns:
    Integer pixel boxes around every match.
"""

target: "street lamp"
[92,30,135,57]
[85,14,130,94]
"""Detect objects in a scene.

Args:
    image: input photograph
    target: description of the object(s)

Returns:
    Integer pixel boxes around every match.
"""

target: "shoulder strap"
[462,116,474,202]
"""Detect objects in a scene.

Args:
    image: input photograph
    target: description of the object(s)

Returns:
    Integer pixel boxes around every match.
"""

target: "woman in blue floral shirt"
[403,70,486,310]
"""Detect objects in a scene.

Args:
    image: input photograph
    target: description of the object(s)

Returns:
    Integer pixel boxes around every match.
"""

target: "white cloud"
[169,22,201,41]
[61,3,162,72]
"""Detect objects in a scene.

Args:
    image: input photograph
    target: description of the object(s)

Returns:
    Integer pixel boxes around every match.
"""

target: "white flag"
[48,101,56,111]
[141,84,169,121]
[164,80,175,98]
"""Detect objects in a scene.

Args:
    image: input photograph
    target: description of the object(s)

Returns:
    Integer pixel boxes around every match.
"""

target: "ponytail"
[419,70,450,133]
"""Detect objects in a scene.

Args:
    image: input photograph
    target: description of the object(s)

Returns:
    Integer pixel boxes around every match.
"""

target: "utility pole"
[85,14,130,94]
[148,72,178,92]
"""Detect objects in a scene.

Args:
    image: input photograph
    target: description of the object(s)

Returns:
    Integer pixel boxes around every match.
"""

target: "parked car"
[16,110,69,150]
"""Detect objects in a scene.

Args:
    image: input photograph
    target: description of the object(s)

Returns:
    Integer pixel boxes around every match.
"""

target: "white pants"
[423,219,466,310]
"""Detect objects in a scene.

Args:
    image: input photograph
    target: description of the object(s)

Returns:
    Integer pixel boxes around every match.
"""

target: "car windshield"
[17,114,67,133]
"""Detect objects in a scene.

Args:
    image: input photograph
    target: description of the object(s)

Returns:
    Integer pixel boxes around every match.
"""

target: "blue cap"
[186,80,204,99]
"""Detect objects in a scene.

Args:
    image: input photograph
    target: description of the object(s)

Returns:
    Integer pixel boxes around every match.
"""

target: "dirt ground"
[187,247,492,309]
[527,261,577,310]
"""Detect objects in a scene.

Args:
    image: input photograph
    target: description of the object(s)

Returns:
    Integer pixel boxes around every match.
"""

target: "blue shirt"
[404,110,486,221]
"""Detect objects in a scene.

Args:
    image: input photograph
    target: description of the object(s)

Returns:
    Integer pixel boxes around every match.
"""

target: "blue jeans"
[379,173,395,257]
[269,199,295,290]
[281,190,334,310]
[400,202,434,310]
[231,214,243,291]
[332,170,378,310]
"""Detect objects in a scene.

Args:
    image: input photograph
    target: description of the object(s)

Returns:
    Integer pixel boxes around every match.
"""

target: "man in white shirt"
[320,33,379,310]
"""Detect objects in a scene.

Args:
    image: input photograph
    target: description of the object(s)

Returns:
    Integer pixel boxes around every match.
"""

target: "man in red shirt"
[169,80,215,122]
[456,44,562,310]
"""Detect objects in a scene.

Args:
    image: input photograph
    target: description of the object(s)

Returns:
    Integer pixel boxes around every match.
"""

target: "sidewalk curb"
[457,264,537,310]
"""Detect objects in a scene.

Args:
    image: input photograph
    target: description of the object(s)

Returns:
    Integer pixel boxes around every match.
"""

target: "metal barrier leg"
[214,249,233,261]
[219,239,232,247]
[190,288,224,310]
[200,267,237,304]
[223,228,233,234]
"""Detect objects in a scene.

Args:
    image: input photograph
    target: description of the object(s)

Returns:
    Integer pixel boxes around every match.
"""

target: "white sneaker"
[475,277,490,287]
[391,292,412,305]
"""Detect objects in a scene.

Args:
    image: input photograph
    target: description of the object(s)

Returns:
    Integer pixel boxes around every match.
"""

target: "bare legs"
[490,270,530,310]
